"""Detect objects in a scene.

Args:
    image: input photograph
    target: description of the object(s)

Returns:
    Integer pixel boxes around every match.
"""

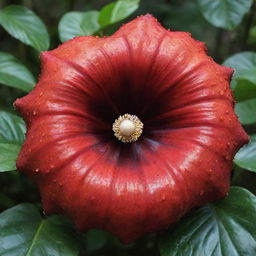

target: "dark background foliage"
[0,0,256,256]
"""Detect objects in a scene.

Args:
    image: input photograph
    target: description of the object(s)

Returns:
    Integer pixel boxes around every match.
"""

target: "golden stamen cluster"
[112,114,143,143]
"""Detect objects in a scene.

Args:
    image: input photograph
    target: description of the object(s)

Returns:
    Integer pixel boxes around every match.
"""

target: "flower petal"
[14,15,249,243]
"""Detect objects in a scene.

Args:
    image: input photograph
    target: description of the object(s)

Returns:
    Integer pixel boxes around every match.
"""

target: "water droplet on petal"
[225,155,231,161]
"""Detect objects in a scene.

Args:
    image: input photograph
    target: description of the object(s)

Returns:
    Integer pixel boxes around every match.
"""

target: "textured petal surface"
[14,15,248,243]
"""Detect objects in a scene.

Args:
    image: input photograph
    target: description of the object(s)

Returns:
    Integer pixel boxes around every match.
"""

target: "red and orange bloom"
[15,15,248,243]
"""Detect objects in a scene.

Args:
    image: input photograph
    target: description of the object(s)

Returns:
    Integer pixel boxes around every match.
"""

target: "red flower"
[15,15,248,243]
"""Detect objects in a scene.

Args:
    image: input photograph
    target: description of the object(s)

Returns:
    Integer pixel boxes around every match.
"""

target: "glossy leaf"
[0,203,79,256]
[234,80,256,101]
[237,68,256,84]
[0,52,35,92]
[98,0,139,28]
[0,111,25,143]
[0,142,20,172]
[234,136,256,172]
[159,187,256,256]
[223,52,256,89]
[84,230,108,252]
[0,111,25,172]
[197,0,253,30]
[0,5,49,51]
[81,11,100,36]
[235,98,256,125]
[58,11,100,43]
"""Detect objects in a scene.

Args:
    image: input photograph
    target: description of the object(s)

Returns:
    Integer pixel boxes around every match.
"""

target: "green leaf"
[233,67,256,101]
[248,26,256,45]
[58,11,100,43]
[0,111,25,172]
[0,5,49,51]
[0,142,21,172]
[234,136,256,173]
[0,111,25,143]
[235,98,256,125]
[81,11,100,35]
[223,52,256,89]
[0,203,80,256]
[98,0,139,28]
[197,0,253,30]
[84,230,108,252]
[159,187,256,256]
[236,68,256,84]
[234,79,256,101]
[0,52,35,92]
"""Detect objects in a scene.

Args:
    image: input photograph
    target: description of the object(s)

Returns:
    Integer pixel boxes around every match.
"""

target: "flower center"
[112,114,143,143]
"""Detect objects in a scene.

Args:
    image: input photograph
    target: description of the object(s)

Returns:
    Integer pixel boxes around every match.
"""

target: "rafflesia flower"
[15,15,248,243]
